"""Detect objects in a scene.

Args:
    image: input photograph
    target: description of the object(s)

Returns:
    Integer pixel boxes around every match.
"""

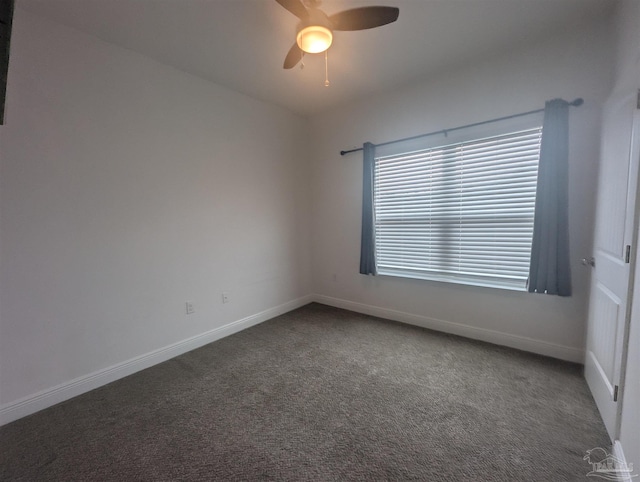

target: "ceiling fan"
[276,0,400,70]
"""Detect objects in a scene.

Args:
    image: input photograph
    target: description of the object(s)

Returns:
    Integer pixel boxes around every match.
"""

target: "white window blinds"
[374,127,542,290]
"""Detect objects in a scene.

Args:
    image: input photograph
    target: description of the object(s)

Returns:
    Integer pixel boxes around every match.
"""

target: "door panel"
[590,284,620,382]
[585,90,640,440]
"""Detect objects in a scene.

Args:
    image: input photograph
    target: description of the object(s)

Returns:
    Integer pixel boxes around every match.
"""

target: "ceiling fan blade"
[329,6,399,31]
[283,42,303,69]
[275,0,308,19]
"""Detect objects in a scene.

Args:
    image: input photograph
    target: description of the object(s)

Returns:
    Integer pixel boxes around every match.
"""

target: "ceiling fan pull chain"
[324,50,330,87]
[300,50,305,70]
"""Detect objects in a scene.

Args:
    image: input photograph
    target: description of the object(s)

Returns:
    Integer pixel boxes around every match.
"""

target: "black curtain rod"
[339,98,584,156]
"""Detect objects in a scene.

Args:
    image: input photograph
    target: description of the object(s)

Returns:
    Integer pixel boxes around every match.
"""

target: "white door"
[585,90,640,440]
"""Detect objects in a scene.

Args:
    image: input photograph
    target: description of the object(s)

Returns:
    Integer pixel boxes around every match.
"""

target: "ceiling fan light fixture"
[296,25,333,53]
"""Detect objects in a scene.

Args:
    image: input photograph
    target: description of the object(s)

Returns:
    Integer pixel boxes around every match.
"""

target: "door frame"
[613,90,640,439]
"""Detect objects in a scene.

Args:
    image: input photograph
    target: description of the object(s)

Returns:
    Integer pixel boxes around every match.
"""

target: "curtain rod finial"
[340,147,364,156]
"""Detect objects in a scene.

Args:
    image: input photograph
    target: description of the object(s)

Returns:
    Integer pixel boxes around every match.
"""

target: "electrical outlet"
[222,292,230,304]
[185,301,195,315]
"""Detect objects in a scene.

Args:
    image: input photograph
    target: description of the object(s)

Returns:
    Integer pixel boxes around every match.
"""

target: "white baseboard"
[0,295,314,427]
[613,440,636,482]
[312,294,584,363]
[1,293,584,426]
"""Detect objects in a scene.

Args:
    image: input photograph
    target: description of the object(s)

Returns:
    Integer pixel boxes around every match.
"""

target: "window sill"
[376,268,527,293]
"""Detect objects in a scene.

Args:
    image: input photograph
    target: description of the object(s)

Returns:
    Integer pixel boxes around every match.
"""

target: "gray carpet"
[0,303,609,481]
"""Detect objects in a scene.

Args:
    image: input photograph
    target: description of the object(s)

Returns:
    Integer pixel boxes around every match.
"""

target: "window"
[373,123,543,291]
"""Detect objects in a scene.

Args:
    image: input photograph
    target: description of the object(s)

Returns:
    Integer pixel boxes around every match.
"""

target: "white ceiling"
[19,0,614,116]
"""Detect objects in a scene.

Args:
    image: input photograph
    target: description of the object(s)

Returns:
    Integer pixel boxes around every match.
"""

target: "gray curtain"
[360,142,377,275]
[528,99,571,296]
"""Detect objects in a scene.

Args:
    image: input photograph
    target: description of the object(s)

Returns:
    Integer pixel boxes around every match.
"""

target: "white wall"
[0,8,311,421]
[615,0,640,475]
[0,2,619,428]
[308,20,613,362]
